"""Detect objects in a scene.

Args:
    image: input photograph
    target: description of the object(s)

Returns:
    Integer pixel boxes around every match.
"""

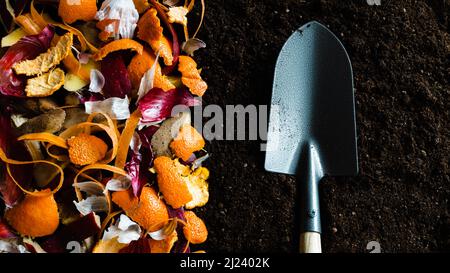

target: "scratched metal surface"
[265,21,358,177]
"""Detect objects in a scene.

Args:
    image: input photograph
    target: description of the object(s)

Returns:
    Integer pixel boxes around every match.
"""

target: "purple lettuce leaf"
[119,236,152,253]
[40,212,101,253]
[100,52,132,99]
[138,88,201,123]
[0,217,16,239]
[0,25,54,97]
[0,111,31,207]
[125,126,158,197]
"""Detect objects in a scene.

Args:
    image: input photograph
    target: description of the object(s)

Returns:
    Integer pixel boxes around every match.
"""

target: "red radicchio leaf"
[0,111,31,207]
[24,243,38,253]
[125,149,143,197]
[126,126,158,197]
[138,88,200,123]
[0,218,16,239]
[119,236,152,253]
[0,25,54,97]
[168,206,186,221]
[40,212,101,253]
[100,52,132,99]
[138,125,159,149]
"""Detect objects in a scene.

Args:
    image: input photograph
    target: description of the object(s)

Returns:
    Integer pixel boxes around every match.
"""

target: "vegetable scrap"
[183,211,207,244]
[58,0,98,24]
[4,189,59,237]
[12,32,73,76]
[137,8,173,66]
[178,55,207,96]
[0,0,208,254]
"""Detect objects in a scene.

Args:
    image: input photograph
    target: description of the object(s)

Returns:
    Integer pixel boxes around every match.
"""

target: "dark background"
[195,0,450,252]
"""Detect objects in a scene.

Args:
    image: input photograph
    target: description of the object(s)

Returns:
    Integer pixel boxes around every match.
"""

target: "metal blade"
[264,21,358,176]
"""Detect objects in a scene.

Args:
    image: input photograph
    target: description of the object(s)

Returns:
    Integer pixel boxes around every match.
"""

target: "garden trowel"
[264,21,358,253]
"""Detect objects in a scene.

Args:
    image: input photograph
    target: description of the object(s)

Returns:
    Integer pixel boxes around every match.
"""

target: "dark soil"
[195,0,450,252]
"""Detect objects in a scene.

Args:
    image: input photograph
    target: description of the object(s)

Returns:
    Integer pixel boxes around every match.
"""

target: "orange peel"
[167,7,189,26]
[67,133,108,166]
[127,47,175,91]
[92,238,127,253]
[137,8,173,66]
[18,133,68,149]
[153,156,192,209]
[149,230,178,253]
[58,112,119,165]
[112,187,170,232]
[115,110,142,171]
[96,19,119,42]
[170,124,205,162]
[58,0,98,24]
[183,211,207,244]
[133,0,150,14]
[4,189,60,237]
[178,55,208,96]
[15,14,41,35]
[93,39,143,61]
[185,166,209,209]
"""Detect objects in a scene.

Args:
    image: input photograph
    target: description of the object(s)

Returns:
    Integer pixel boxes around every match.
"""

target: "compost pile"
[0,0,210,253]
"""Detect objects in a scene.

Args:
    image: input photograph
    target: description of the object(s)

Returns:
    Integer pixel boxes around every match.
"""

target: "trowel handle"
[297,144,323,253]
[300,232,322,253]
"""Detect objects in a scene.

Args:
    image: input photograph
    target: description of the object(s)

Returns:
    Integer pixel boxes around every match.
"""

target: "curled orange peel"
[0,147,64,197]
[18,133,68,149]
[115,110,142,172]
[93,39,143,61]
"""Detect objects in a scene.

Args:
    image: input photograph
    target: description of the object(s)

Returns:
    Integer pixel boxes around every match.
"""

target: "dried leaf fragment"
[25,68,65,97]
[13,33,73,76]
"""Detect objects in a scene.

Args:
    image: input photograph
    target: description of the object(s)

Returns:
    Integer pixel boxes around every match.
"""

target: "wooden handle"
[300,232,322,253]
